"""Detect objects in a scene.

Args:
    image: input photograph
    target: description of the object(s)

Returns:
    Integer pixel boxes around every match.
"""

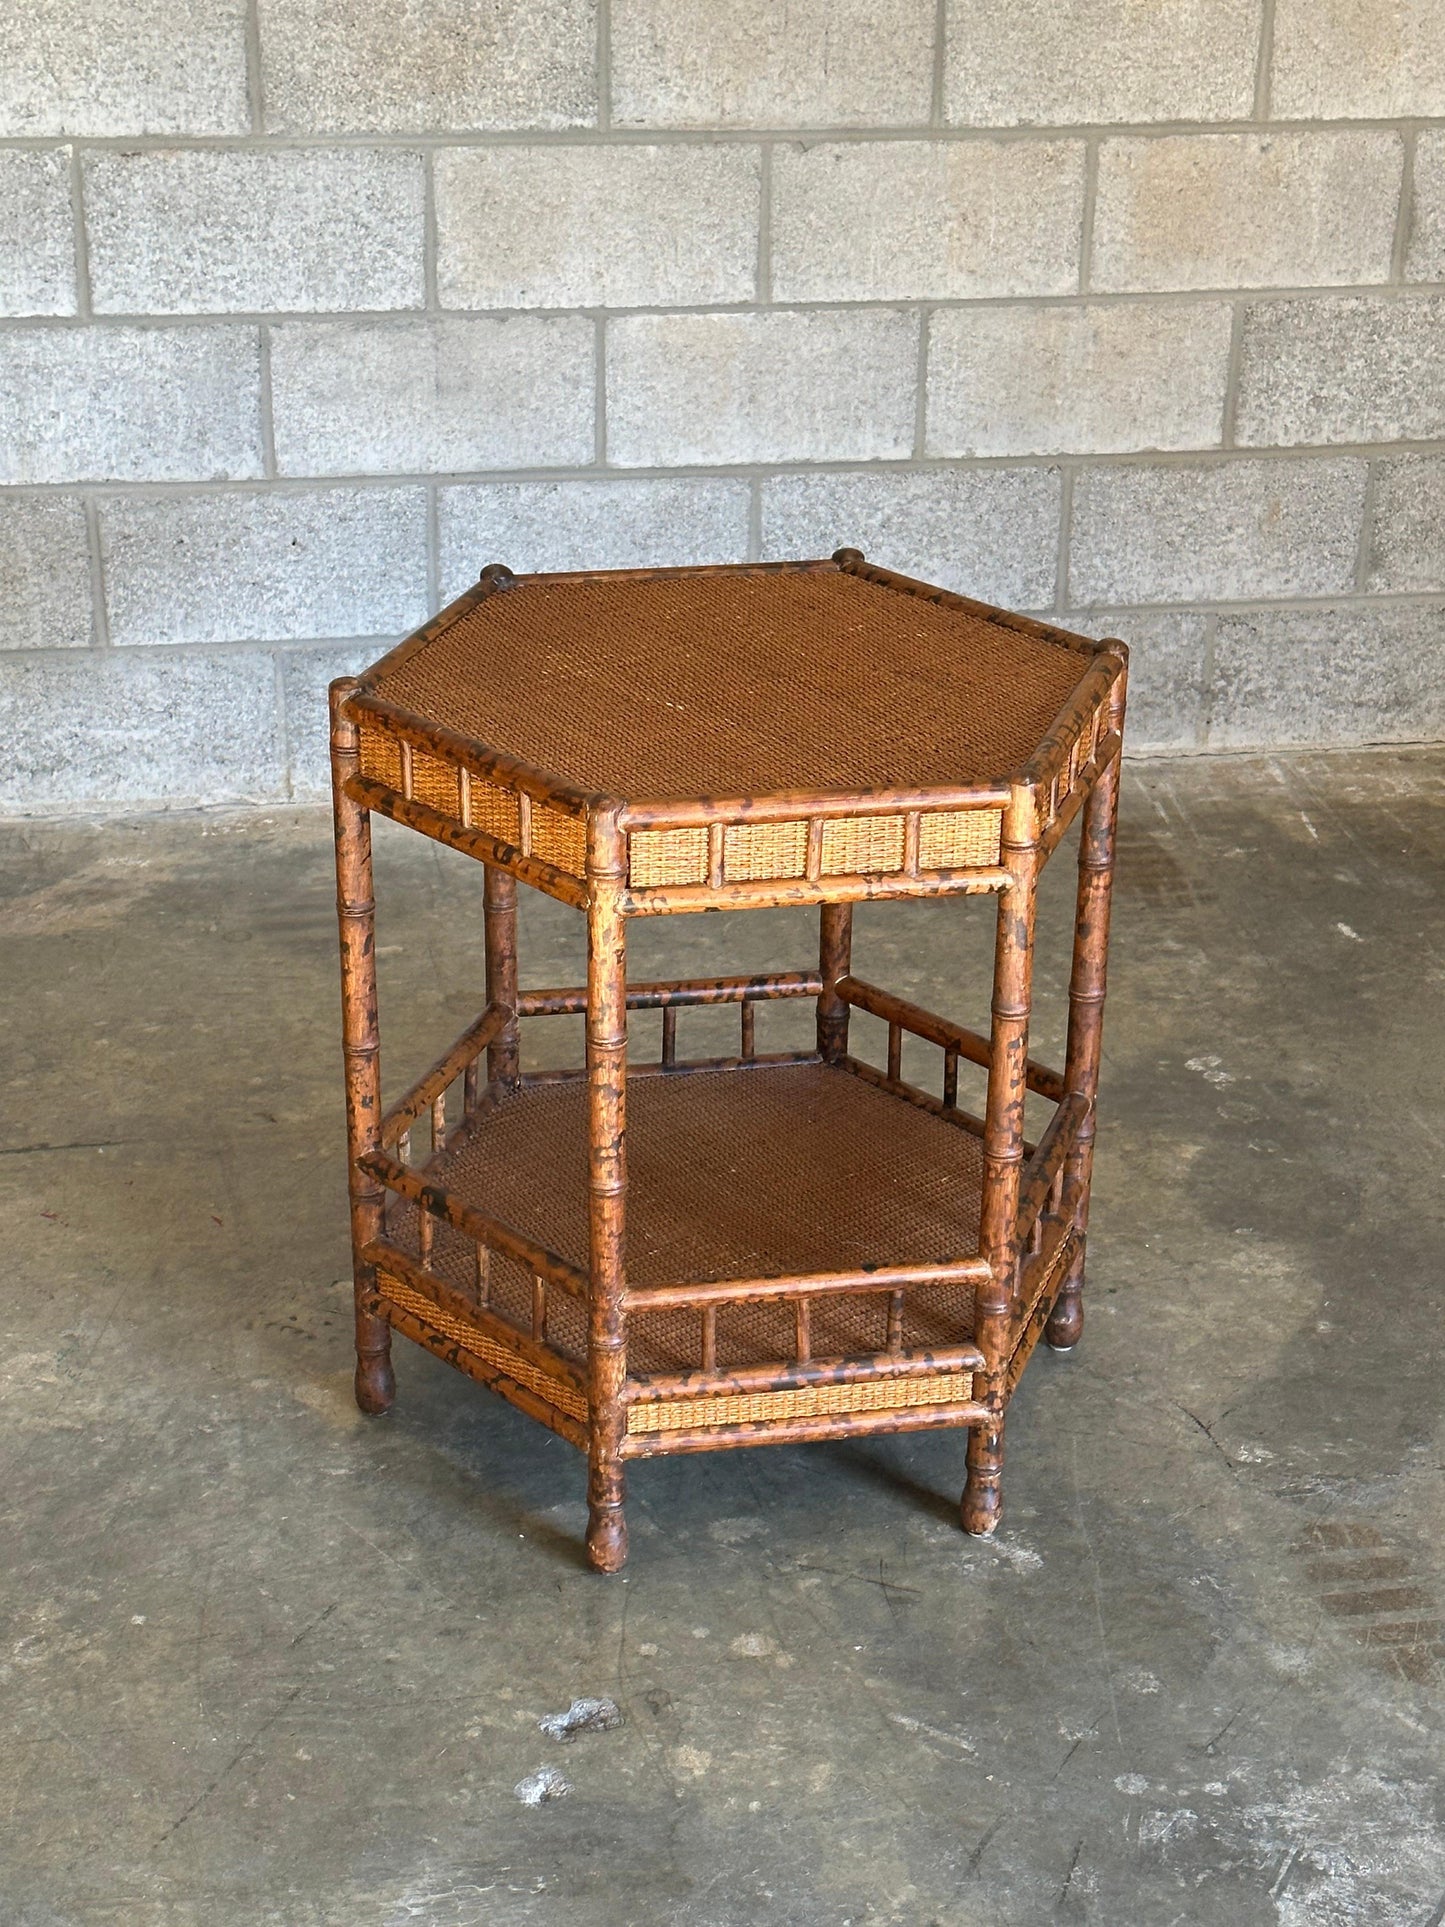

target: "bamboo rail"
[516,970,822,1017]
[620,1256,991,1315]
[838,975,1066,1103]
[379,1002,510,1148]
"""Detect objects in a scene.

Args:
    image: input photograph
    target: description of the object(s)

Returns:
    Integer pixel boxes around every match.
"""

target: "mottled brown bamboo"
[816,903,853,1061]
[841,1053,989,1142]
[1036,731,1124,865]
[484,866,521,1086]
[345,685,597,819]
[365,1237,588,1398]
[624,1342,986,1404]
[1047,666,1126,1352]
[1023,652,1128,794]
[1016,1091,1089,1246]
[517,970,822,1018]
[623,1398,991,1459]
[963,781,1040,1536]
[838,976,1065,1102]
[345,773,591,909]
[358,1148,587,1299]
[585,809,629,1573]
[380,1001,508,1148]
[384,1299,588,1452]
[620,1255,990,1314]
[519,1049,819,1090]
[623,866,1011,916]
[831,548,1107,662]
[330,679,395,1417]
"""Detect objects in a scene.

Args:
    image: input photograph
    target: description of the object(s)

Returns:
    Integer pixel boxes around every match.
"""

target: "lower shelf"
[383,1058,987,1382]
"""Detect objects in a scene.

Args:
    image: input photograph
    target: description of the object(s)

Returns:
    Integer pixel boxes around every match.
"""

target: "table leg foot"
[961,1420,1004,1535]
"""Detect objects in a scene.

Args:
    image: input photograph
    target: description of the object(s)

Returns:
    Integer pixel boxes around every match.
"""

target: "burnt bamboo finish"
[328,553,1126,1571]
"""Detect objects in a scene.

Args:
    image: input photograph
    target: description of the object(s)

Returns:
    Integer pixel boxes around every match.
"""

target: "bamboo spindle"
[585,811,629,1573]
[816,902,853,1062]
[330,680,395,1417]
[963,783,1039,1536]
[484,863,520,1086]
[1047,672,1125,1352]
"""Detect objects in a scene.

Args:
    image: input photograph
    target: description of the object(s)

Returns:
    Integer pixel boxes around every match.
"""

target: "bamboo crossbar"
[623,867,1012,914]
[621,1256,990,1315]
[358,1148,588,1298]
[383,1298,589,1451]
[1016,1092,1090,1244]
[380,1002,511,1147]
[520,1050,821,1089]
[345,774,592,908]
[624,1343,986,1404]
[1036,731,1124,864]
[516,971,823,1018]
[364,1238,589,1397]
[841,1053,990,1139]
[621,1398,992,1458]
[839,975,1066,1103]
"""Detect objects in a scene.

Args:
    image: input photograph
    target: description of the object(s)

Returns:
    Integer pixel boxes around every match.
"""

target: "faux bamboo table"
[329,552,1127,1571]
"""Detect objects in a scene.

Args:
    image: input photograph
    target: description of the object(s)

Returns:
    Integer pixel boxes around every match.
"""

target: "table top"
[354,555,1120,809]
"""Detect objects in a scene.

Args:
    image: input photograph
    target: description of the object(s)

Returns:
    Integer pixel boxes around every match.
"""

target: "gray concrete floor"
[3,749,1444,1927]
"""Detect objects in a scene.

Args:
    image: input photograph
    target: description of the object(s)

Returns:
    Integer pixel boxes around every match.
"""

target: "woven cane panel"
[363,570,1091,798]
[820,814,905,876]
[725,820,808,881]
[627,1370,972,1435]
[918,808,1003,870]
[462,777,522,845]
[376,1269,589,1421]
[358,724,403,790]
[408,746,461,817]
[528,804,587,876]
[630,827,709,888]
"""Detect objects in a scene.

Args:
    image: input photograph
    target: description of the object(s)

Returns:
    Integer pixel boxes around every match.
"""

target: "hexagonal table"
[329,551,1127,1571]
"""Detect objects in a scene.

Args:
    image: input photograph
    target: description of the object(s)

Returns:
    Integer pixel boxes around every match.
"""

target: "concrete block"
[1062,608,1209,750]
[1366,457,1445,594]
[0,151,77,317]
[85,150,424,315]
[944,0,1259,126]
[1272,0,1445,119]
[0,0,248,135]
[280,642,380,796]
[0,648,284,810]
[0,326,263,484]
[771,141,1084,303]
[759,468,1062,610]
[0,499,93,650]
[1235,297,1445,448]
[100,487,428,646]
[259,0,596,133]
[1210,604,1445,748]
[1406,132,1445,283]
[270,317,594,475]
[926,302,1232,457]
[610,0,933,127]
[606,312,918,466]
[435,146,758,310]
[1069,459,1366,605]
[1093,132,1403,294]
[437,479,749,597]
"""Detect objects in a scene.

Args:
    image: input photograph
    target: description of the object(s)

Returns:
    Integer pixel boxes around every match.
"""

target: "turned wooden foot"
[961,1420,1004,1535]
[1045,1242,1085,1352]
[586,1499,627,1572]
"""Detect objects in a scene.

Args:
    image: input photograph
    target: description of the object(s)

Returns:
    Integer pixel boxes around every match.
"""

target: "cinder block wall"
[2,0,1443,809]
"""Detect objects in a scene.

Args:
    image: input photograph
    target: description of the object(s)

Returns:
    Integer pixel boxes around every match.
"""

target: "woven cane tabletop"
[358,559,1098,802]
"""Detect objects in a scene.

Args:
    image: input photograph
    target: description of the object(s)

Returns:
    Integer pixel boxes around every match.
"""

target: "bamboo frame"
[328,556,1125,1570]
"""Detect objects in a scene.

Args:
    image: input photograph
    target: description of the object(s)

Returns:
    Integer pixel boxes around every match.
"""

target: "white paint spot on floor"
[1334,922,1364,943]
[986,1538,1044,1571]
[1118,1666,1162,1695]
[636,1642,658,1657]
[1186,1053,1236,1087]
[1139,1808,1201,1850]
[729,1632,779,1658]
[538,1697,622,1742]
[1234,1442,1276,1464]
[671,1745,711,1779]
[891,1713,978,1755]
[513,1765,570,1806]
[1115,1773,1151,1795]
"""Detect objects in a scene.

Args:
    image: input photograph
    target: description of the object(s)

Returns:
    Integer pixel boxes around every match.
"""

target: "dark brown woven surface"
[364,568,1088,798]
[389,1062,984,1377]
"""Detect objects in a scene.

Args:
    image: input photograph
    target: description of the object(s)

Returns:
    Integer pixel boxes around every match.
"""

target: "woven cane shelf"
[330,551,1127,1570]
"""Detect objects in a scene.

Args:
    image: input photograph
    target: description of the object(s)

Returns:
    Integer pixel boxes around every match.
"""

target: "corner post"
[1048,658,1127,1351]
[816,903,854,1062]
[963,780,1040,1535]
[484,864,521,1086]
[584,808,629,1572]
[330,680,395,1416]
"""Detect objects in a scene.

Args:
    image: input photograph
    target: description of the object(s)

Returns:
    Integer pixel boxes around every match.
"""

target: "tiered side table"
[330,553,1126,1571]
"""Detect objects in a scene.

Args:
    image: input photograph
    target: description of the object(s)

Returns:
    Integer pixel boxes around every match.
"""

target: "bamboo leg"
[585,813,629,1573]
[962,785,1039,1536]
[330,681,394,1417]
[1047,686,1125,1353]
[816,902,853,1062]
[484,864,520,1086]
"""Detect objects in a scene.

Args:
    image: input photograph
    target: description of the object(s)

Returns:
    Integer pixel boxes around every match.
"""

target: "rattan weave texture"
[366,569,1087,798]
